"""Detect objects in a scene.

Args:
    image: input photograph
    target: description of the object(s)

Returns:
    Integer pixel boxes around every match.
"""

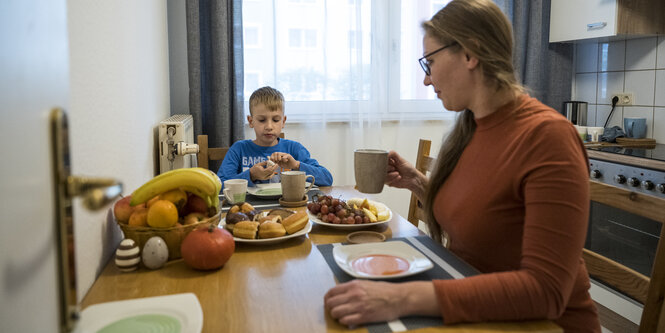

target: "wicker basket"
[117,210,222,260]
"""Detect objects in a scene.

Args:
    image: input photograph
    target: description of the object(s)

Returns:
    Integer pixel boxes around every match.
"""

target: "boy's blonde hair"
[249,86,284,115]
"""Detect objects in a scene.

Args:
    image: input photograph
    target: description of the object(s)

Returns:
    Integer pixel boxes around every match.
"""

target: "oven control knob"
[590,170,602,179]
[614,175,626,184]
[657,184,665,193]
[627,177,640,187]
[642,180,655,191]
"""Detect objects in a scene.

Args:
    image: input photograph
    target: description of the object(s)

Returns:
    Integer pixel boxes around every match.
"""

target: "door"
[0,0,69,332]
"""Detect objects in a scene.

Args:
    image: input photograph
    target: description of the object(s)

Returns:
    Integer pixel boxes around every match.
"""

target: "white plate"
[246,182,314,199]
[307,200,392,230]
[220,218,312,245]
[75,293,202,333]
[333,241,434,279]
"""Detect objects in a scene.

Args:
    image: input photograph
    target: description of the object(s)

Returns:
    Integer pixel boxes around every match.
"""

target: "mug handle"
[223,188,232,203]
[304,175,315,193]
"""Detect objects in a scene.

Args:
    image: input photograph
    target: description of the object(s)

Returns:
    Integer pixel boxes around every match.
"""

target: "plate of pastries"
[222,202,311,245]
[306,195,392,230]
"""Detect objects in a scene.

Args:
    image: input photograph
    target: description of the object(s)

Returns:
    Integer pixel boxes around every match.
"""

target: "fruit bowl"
[115,209,222,260]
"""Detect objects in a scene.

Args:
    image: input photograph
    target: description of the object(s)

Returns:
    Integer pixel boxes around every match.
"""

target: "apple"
[113,196,134,223]
[183,212,207,225]
[182,193,208,215]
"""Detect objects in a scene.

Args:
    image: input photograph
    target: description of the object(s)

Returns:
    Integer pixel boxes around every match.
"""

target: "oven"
[586,145,665,277]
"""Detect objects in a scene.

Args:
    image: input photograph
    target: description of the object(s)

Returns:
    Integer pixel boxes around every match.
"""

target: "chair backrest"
[586,180,665,332]
[197,135,229,171]
[197,133,285,171]
[407,139,435,228]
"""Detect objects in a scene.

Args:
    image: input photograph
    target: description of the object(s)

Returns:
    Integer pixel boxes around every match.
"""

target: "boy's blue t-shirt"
[217,138,333,187]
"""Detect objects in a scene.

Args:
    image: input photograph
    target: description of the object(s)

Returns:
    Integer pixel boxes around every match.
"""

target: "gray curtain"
[501,0,573,113]
[186,0,245,172]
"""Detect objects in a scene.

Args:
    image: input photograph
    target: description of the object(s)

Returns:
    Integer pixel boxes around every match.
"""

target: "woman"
[324,0,600,331]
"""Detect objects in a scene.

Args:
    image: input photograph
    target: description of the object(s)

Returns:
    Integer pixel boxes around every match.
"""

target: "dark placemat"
[220,189,323,212]
[316,235,479,333]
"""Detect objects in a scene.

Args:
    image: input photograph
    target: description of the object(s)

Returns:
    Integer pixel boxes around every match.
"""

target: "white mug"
[223,179,247,204]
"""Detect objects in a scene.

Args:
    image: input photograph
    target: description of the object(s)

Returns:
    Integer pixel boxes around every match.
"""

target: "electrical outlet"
[612,93,634,106]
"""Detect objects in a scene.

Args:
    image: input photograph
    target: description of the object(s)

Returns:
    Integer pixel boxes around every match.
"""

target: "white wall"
[67,0,171,300]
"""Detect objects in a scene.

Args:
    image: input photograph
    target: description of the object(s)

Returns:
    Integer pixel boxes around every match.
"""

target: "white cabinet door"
[550,0,617,43]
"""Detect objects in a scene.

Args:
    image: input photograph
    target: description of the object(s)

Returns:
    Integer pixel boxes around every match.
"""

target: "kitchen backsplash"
[573,36,665,142]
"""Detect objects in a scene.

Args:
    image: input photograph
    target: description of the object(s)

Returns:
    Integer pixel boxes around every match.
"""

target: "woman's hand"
[324,280,404,327]
[249,161,278,181]
[270,152,300,170]
[324,280,440,327]
[385,150,428,199]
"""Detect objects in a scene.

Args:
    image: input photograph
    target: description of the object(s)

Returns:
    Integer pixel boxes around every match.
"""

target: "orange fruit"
[147,200,179,228]
[146,195,160,208]
[128,207,149,227]
[159,189,188,210]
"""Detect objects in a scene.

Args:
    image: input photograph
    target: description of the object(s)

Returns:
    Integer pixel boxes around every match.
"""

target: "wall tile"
[576,42,599,73]
[598,40,625,72]
[655,70,665,107]
[597,72,624,105]
[586,104,598,126]
[623,106,654,138]
[574,73,597,104]
[654,108,665,143]
[625,37,657,70]
[657,37,665,69]
[624,71,655,106]
[596,104,623,128]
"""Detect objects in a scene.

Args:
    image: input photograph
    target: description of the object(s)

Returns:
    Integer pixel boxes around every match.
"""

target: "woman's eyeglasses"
[418,42,457,76]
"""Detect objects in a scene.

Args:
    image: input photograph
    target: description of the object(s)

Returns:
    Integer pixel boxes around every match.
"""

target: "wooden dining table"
[81,186,562,333]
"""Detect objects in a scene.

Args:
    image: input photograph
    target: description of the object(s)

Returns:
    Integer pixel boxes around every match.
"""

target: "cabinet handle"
[587,22,607,30]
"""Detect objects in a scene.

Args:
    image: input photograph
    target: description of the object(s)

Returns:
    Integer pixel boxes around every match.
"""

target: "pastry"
[281,211,308,234]
[257,215,282,224]
[258,221,286,239]
[233,221,260,239]
[267,208,295,220]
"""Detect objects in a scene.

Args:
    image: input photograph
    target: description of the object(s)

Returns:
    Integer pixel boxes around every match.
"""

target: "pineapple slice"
[362,208,378,222]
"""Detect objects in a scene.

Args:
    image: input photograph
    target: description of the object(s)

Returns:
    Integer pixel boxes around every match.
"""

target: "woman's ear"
[247,115,254,128]
[464,52,479,70]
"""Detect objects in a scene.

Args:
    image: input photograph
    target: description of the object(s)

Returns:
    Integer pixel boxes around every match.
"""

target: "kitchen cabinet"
[549,0,664,43]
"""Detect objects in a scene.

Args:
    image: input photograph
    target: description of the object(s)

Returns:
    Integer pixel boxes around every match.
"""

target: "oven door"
[586,201,662,277]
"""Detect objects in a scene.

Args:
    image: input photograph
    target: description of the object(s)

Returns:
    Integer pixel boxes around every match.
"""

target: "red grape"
[320,204,329,215]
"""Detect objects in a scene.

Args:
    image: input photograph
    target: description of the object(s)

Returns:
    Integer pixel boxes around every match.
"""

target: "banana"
[130,168,217,206]
[197,167,222,195]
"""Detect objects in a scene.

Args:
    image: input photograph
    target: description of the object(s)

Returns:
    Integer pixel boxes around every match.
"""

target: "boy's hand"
[250,161,279,181]
[270,152,300,170]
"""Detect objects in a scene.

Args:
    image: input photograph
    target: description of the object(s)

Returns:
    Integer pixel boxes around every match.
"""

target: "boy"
[218,86,333,187]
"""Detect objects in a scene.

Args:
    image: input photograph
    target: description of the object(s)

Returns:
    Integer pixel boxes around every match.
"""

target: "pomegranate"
[181,224,235,270]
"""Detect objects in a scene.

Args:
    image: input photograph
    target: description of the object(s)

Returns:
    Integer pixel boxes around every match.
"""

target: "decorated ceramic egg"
[142,236,169,269]
[115,238,140,272]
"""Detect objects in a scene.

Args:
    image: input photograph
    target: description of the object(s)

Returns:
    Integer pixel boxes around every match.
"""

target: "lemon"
[147,200,179,228]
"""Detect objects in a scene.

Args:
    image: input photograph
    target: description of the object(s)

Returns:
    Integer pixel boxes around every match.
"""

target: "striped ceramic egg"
[115,238,140,272]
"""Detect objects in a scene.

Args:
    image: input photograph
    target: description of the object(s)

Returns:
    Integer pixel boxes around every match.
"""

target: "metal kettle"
[562,101,588,126]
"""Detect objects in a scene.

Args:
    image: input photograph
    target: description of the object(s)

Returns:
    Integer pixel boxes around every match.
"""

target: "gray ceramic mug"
[624,117,647,139]
[354,149,389,194]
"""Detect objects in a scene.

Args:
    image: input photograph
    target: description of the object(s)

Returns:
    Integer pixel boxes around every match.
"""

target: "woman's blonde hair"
[249,86,284,115]
[421,0,523,243]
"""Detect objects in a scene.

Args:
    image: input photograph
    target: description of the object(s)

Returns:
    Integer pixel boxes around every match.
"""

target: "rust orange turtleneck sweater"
[432,95,600,332]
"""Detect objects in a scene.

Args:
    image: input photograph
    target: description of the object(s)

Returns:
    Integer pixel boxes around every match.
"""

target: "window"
[242,0,453,121]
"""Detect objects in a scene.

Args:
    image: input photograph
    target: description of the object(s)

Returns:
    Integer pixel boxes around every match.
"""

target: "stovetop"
[587,143,665,163]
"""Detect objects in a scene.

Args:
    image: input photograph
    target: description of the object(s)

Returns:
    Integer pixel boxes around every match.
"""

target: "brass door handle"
[51,108,123,332]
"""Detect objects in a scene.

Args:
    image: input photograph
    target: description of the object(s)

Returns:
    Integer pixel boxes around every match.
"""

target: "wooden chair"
[585,180,665,332]
[407,139,435,228]
[197,133,284,170]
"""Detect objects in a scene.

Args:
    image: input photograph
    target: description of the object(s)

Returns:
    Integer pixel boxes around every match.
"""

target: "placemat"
[316,236,479,333]
[220,189,324,212]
